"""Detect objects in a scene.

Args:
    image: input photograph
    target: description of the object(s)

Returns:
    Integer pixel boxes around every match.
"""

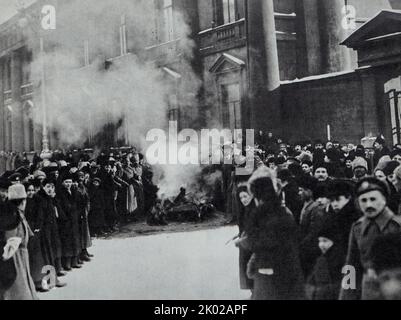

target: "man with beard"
[351,157,368,182]
[340,177,401,300]
[314,164,330,182]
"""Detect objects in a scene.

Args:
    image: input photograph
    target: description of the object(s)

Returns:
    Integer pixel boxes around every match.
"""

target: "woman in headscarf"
[244,166,305,300]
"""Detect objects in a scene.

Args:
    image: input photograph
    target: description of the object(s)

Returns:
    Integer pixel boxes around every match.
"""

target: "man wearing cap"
[340,177,401,300]
[8,173,22,185]
[373,135,390,167]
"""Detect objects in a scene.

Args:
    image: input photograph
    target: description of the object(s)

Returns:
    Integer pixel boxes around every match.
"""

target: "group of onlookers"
[234,134,401,300]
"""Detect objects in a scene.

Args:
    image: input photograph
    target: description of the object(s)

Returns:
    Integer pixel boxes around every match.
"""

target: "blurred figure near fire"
[98,162,119,233]
[88,178,106,237]
[239,166,305,300]
[235,181,255,295]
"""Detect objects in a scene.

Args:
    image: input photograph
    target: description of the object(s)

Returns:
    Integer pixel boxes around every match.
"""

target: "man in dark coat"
[75,171,93,261]
[340,177,401,300]
[241,169,305,300]
[299,182,331,277]
[24,183,46,290]
[326,179,361,256]
[97,163,118,232]
[37,178,65,279]
[88,178,106,236]
[56,174,82,270]
[277,169,303,224]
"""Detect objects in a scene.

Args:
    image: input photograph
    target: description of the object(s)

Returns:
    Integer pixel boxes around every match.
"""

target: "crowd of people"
[3,132,401,300]
[0,149,158,299]
[233,133,401,300]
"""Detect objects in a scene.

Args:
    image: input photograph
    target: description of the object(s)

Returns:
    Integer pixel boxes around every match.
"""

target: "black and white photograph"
[1,0,401,304]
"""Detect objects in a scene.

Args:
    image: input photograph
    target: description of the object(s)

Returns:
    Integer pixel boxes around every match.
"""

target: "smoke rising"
[23,0,206,197]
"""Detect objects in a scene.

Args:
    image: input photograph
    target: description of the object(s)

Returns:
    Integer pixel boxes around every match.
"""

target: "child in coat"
[306,222,345,300]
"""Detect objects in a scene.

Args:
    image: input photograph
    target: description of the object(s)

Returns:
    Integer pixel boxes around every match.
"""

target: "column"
[302,0,322,75]
[247,0,281,134]
[11,51,24,152]
[319,0,351,73]
[0,60,5,152]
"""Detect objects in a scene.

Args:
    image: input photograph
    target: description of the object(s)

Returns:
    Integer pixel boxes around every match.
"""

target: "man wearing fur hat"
[351,157,368,182]
[340,177,401,300]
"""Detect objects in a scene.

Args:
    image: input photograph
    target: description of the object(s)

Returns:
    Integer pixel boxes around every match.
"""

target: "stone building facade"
[1,0,401,153]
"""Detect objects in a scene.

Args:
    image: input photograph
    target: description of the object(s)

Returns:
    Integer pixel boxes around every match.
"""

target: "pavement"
[41,226,250,300]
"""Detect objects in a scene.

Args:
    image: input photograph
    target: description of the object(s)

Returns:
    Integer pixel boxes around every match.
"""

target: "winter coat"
[0,209,38,300]
[25,196,45,284]
[37,189,62,265]
[238,200,256,290]
[88,185,106,229]
[299,202,331,277]
[56,187,81,257]
[246,203,305,300]
[340,207,401,300]
[306,244,344,300]
[76,182,92,249]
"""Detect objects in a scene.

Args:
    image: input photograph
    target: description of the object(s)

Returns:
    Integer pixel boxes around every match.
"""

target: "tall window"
[4,57,11,91]
[163,0,174,42]
[6,108,12,151]
[23,101,35,151]
[120,14,128,56]
[221,83,241,130]
[215,0,240,26]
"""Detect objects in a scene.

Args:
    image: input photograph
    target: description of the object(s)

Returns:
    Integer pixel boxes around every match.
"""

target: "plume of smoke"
[25,0,205,196]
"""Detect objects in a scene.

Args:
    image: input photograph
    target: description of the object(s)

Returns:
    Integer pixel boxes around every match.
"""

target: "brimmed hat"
[15,167,29,180]
[33,170,47,180]
[327,179,354,199]
[297,175,318,192]
[42,177,57,187]
[61,173,74,181]
[383,161,400,177]
[8,173,21,183]
[8,184,27,200]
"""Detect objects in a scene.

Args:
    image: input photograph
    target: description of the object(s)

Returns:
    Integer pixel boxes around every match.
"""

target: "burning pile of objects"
[163,187,216,222]
[147,167,221,225]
